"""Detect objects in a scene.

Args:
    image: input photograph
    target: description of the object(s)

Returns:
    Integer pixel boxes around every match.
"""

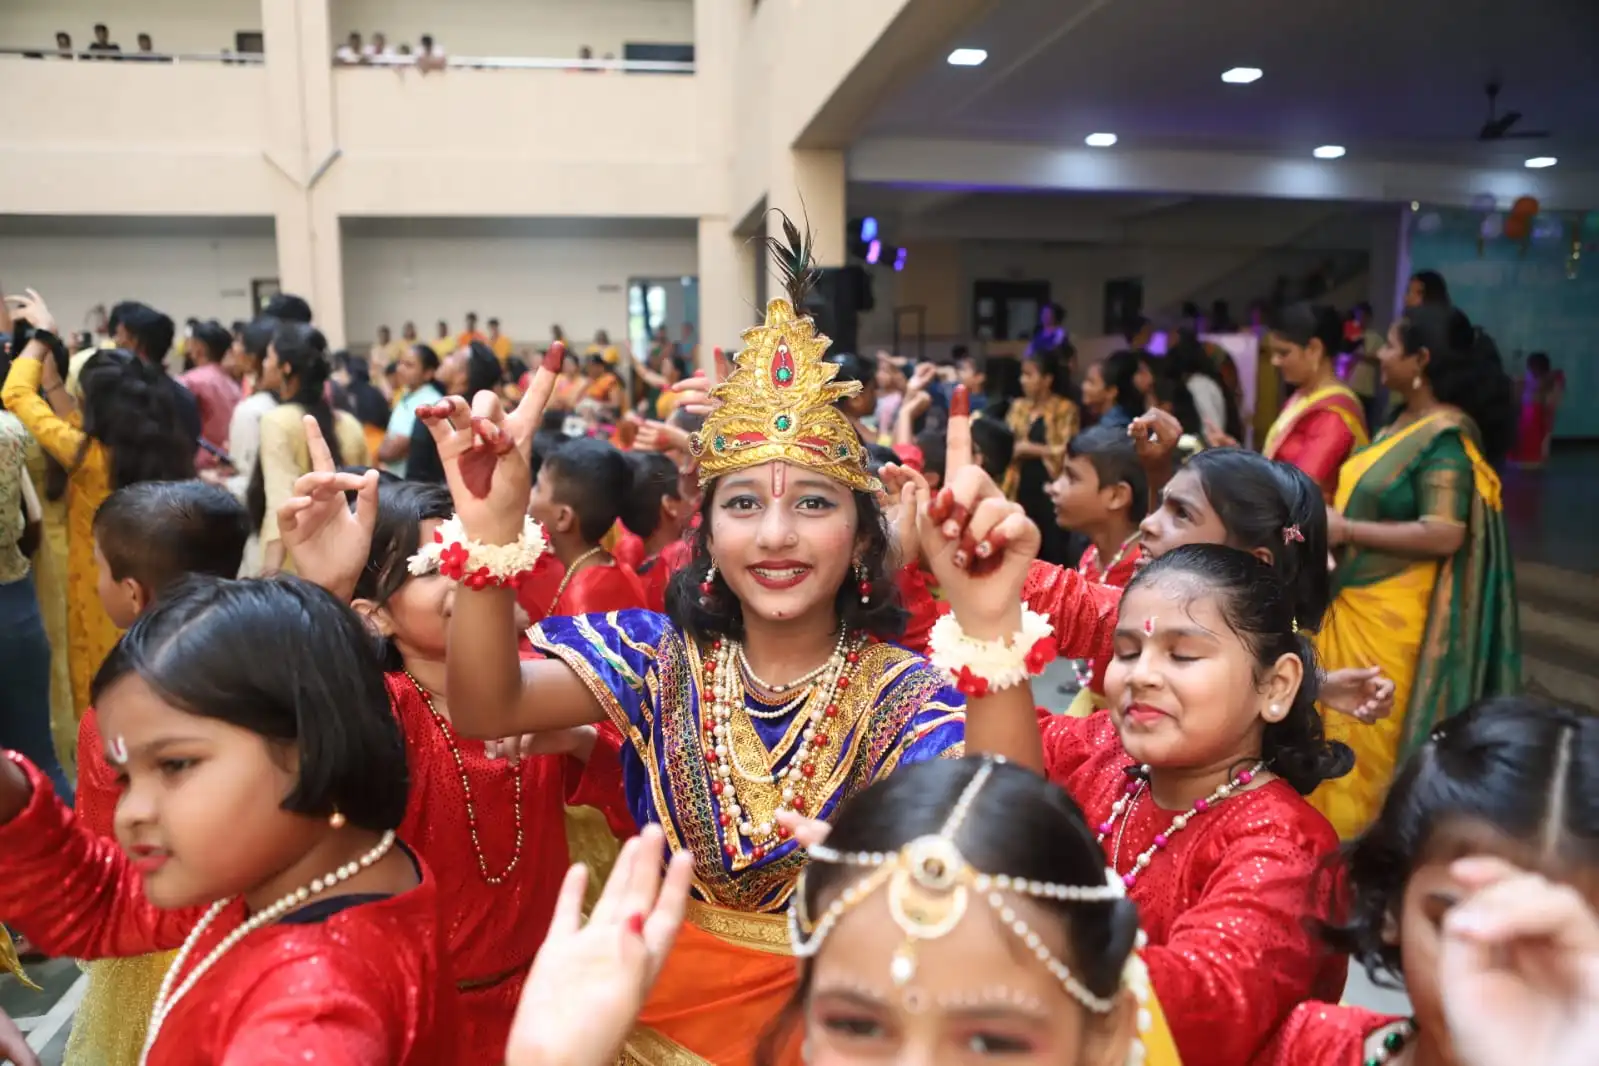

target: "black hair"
[121,305,176,365]
[92,481,249,594]
[1067,424,1148,522]
[666,477,906,644]
[1125,545,1353,795]
[863,443,898,473]
[240,315,277,365]
[915,430,947,486]
[1166,330,1244,442]
[246,323,345,530]
[346,363,391,429]
[1022,346,1064,388]
[1397,305,1516,465]
[1120,314,1151,344]
[757,758,1140,1065]
[620,451,681,540]
[1320,696,1599,987]
[464,341,503,395]
[1098,350,1149,418]
[542,437,633,544]
[969,416,1014,482]
[825,351,878,390]
[1268,302,1345,363]
[188,320,233,367]
[1526,351,1551,375]
[1409,270,1450,307]
[91,575,409,832]
[352,480,454,672]
[263,293,314,324]
[1042,301,1066,324]
[408,343,441,375]
[1181,448,1330,632]
[76,349,197,489]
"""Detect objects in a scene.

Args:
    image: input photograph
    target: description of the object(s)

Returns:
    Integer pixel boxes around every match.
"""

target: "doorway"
[628,276,698,362]
[971,279,1051,341]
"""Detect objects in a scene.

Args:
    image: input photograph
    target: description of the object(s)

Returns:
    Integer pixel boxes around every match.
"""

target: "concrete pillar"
[261,0,346,344]
[697,216,760,366]
[765,149,848,270]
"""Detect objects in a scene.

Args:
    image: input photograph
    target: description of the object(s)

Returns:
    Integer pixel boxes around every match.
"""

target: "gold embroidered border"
[619,1025,711,1066]
[685,899,793,955]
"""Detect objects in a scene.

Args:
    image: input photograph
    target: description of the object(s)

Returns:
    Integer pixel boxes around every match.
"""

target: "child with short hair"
[1047,424,1147,713]
[524,437,647,618]
[0,577,454,1064]
[68,479,252,1065]
[617,451,691,613]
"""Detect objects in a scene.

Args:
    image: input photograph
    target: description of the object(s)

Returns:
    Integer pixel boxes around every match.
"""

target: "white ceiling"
[864,0,1599,167]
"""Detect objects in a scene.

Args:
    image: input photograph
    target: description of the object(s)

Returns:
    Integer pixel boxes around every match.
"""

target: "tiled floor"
[5,449,1597,1057]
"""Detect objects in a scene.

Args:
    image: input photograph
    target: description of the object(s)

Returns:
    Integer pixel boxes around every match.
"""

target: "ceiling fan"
[1478,81,1550,141]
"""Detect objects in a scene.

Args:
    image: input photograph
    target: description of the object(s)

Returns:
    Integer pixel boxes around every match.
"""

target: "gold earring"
[329,811,347,829]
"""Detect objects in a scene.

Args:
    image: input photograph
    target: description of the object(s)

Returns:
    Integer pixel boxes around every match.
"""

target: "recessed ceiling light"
[1312,145,1346,159]
[1085,132,1118,147]
[1221,67,1262,84]
[1525,156,1557,169]
[947,48,987,67]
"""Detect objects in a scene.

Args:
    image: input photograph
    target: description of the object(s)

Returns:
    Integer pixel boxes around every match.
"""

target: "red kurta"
[0,753,454,1065]
[515,553,567,625]
[75,707,118,837]
[385,672,632,1063]
[1074,541,1144,694]
[637,538,691,614]
[1256,1002,1403,1066]
[1040,713,1346,1066]
[552,559,649,616]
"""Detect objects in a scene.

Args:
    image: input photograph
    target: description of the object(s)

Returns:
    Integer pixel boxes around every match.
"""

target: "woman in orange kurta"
[1,298,194,716]
[1258,303,1368,501]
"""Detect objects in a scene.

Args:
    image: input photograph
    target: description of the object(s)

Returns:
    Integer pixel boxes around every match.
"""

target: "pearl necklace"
[701,634,861,860]
[736,629,845,695]
[139,829,397,1065]
[1363,1019,1415,1066]
[1095,761,1264,889]
[1071,532,1142,689]
[407,672,524,884]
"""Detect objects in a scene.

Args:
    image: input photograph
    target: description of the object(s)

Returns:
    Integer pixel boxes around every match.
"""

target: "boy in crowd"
[520,438,646,620]
[616,451,692,613]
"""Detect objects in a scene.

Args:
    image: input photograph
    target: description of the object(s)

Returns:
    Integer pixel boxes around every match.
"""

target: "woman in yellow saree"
[1312,305,1520,839]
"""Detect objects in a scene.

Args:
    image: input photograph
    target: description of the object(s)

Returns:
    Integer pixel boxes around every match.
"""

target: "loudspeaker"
[804,266,874,354]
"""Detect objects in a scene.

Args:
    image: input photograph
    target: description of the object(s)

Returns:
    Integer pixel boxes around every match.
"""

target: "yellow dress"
[1,358,120,718]
[23,439,77,777]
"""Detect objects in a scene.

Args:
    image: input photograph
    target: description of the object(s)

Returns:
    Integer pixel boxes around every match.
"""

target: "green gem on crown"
[775,367,792,383]
[836,443,849,457]
[713,435,727,452]
[775,414,792,432]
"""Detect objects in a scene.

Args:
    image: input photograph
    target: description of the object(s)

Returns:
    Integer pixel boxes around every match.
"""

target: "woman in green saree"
[1312,304,1520,838]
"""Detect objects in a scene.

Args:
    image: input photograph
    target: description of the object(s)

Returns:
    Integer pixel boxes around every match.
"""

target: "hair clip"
[109,734,129,766]
[1282,525,1305,544]
[1290,617,1300,635]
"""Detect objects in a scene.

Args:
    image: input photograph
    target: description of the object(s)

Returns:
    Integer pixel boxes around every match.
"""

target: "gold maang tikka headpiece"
[688,214,879,494]
[788,758,1150,1033]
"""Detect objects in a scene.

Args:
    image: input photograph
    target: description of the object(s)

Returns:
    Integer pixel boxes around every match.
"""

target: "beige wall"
[342,229,697,347]
[328,0,693,57]
[0,231,278,333]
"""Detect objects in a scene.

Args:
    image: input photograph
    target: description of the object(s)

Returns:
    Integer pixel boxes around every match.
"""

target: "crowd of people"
[0,234,1590,1066]
[26,24,169,61]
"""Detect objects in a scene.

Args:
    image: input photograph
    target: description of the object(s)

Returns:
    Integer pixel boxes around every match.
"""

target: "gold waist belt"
[684,898,792,956]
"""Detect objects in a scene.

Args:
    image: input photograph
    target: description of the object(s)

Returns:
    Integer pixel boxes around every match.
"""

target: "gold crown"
[688,298,879,493]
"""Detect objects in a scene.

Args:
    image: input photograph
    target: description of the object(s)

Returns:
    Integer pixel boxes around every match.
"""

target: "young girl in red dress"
[0,577,453,1064]
[279,466,631,1063]
[957,530,1352,1066]
[1260,696,1599,1066]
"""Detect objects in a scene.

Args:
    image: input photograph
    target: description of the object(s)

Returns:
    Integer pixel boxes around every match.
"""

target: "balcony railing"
[342,55,694,74]
[0,47,263,64]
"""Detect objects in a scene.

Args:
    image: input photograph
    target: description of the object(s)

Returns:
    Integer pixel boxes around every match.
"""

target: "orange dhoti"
[621,901,799,1066]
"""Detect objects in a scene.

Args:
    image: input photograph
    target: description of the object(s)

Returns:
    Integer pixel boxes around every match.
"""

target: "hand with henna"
[421,341,565,545]
[917,466,1040,642]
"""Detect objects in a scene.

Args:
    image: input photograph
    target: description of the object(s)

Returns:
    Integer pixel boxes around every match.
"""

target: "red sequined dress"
[0,752,454,1065]
[386,672,632,1063]
[1042,713,1347,1066]
[1072,541,1144,695]
[1256,1002,1405,1066]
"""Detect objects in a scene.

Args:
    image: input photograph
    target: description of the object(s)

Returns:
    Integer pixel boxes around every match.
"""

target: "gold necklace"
[405,672,524,884]
[550,546,605,609]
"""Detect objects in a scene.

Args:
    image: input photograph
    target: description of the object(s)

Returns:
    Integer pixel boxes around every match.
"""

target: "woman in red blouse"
[1256,304,1369,502]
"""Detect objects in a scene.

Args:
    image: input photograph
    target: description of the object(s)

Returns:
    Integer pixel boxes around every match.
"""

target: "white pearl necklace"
[1095,762,1264,890]
[736,630,845,695]
[139,829,398,1065]
[701,635,860,861]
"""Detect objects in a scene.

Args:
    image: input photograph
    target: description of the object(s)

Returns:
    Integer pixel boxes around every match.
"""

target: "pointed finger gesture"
[278,415,378,601]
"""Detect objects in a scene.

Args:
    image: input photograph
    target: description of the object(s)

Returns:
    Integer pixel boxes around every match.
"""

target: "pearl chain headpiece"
[788,758,1156,1064]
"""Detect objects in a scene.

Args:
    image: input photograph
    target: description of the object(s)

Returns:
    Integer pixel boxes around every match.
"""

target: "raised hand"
[0,1006,41,1066]
[944,384,975,475]
[1440,857,1599,1066]
[277,415,379,602]
[2,288,57,334]
[1127,408,1185,469]
[1202,419,1239,449]
[505,825,695,1066]
[918,466,1040,641]
[876,462,929,571]
[634,419,691,456]
[422,342,564,545]
[1319,666,1395,724]
[669,347,731,416]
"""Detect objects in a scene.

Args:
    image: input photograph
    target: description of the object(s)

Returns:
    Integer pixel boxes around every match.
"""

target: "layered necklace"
[1096,761,1265,889]
[701,632,861,862]
[1071,532,1142,689]
[140,830,397,1065]
[407,672,524,884]
[1364,1019,1416,1065]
